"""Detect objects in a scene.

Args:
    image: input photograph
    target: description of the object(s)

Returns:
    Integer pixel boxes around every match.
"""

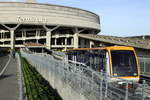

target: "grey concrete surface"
[0,55,9,72]
[0,56,19,100]
[0,2,100,30]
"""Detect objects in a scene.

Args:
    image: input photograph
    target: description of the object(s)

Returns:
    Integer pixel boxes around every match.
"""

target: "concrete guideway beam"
[43,25,60,49]
[1,24,20,49]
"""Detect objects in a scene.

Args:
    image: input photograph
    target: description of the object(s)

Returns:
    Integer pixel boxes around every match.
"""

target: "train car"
[66,46,140,83]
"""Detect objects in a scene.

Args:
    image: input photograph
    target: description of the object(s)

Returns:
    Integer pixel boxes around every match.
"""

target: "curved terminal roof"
[0,2,100,32]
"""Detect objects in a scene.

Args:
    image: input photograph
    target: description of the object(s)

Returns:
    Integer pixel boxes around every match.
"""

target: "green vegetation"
[21,56,62,100]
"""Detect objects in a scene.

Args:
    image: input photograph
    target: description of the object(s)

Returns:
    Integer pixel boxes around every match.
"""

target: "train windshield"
[111,50,138,77]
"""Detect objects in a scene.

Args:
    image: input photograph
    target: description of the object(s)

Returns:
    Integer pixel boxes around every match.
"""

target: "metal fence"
[139,56,150,76]
[21,50,150,100]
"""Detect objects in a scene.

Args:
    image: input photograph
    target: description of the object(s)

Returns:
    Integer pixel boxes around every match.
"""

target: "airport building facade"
[0,1,100,50]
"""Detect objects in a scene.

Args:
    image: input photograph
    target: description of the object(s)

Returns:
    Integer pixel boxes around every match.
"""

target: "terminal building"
[0,0,150,56]
[0,0,100,50]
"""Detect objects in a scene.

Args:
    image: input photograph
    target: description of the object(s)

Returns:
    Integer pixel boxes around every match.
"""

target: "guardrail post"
[104,73,108,99]
[143,58,146,73]
[100,71,103,100]
[142,80,145,100]
[125,82,129,100]
[91,71,94,100]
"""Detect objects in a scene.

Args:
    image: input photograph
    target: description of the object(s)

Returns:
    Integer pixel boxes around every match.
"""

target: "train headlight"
[113,73,118,76]
[118,81,124,85]
[134,73,137,76]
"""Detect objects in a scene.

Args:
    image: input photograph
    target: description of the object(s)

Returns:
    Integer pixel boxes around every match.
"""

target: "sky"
[2,0,150,36]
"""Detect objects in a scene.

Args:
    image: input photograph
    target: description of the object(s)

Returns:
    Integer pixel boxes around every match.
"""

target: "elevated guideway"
[78,34,150,50]
[21,49,150,100]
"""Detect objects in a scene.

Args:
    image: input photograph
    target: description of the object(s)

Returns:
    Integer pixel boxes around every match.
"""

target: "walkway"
[0,54,9,72]
[0,55,19,100]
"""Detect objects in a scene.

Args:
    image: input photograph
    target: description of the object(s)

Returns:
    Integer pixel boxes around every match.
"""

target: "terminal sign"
[17,16,47,23]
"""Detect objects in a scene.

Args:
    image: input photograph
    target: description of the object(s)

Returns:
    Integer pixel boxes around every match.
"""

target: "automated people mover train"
[66,46,140,83]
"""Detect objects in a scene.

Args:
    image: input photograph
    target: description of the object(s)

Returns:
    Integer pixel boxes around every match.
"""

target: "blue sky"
[37,0,150,36]
[3,0,150,36]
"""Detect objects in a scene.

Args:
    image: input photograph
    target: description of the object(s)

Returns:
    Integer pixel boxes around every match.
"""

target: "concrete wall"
[0,2,100,31]
[47,71,87,100]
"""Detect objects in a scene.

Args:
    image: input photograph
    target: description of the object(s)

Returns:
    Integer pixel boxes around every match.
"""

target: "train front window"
[111,50,138,77]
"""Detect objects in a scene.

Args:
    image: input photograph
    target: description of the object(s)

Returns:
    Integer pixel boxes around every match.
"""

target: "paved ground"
[0,54,9,72]
[0,55,19,100]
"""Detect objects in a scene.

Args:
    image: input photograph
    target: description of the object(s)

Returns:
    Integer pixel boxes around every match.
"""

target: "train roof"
[66,46,135,51]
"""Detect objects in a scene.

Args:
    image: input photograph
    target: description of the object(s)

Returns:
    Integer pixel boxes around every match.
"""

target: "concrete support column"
[24,30,26,37]
[2,33,3,39]
[61,38,64,45]
[43,25,59,49]
[36,30,39,37]
[23,40,25,44]
[46,31,51,49]
[73,28,86,48]
[0,33,1,39]
[38,30,40,36]
[80,38,85,48]
[5,33,7,38]
[36,39,39,44]
[73,33,79,48]
[71,38,74,45]
[10,30,15,49]
[55,38,57,45]
[22,31,24,38]
[1,24,20,49]
[65,38,67,45]
[1,33,2,39]
[3,33,5,39]
[90,40,94,48]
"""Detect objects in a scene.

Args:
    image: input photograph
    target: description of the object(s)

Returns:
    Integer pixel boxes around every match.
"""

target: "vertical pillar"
[71,38,74,45]
[73,28,86,48]
[36,39,39,44]
[1,33,2,39]
[10,30,15,49]
[90,40,94,48]
[5,33,7,38]
[73,33,79,48]
[24,30,26,37]
[23,40,25,44]
[22,31,24,38]
[1,24,20,49]
[3,33,4,39]
[55,38,57,45]
[65,38,67,45]
[80,38,85,48]
[46,31,51,49]
[43,25,59,50]
[38,30,40,37]
[36,30,38,37]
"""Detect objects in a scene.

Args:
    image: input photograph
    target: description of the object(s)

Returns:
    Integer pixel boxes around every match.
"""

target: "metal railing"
[21,50,150,100]
[139,56,150,76]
